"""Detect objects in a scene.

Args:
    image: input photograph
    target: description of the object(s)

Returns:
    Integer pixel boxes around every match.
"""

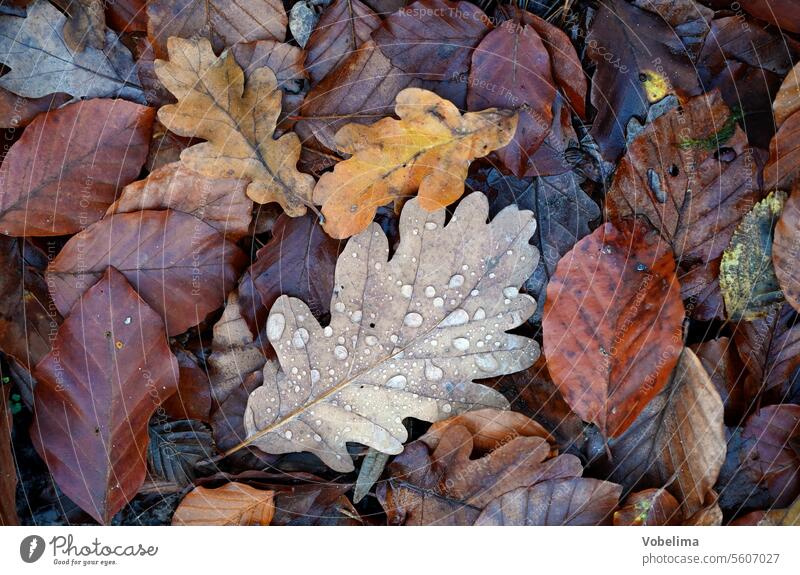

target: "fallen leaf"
[474,478,622,525]
[739,0,800,33]
[373,0,491,81]
[631,0,712,59]
[243,193,539,471]
[691,337,748,425]
[155,37,316,217]
[146,0,286,58]
[32,267,179,524]
[607,91,758,268]
[105,0,147,33]
[161,349,213,422]
[0,385,18,525]
[613,488,682,526]
[148,420,215,487]
[0,88,70,129]
[679,258,724,321]
[604,349,726,517]
[353,448,390,504]
[683,490,723,526]
[172,483,275,525]
[422,408,552,451]
[0,99,154,236]
[586,0,701,160]
[765,112,800,190]
[720,191,785,321]
[46,210,247,336]
[774,62,800,128]
[106,162,252,241]
[773,190,800,314]
[304,0,381,85]
[0,0,144,101]
[378,409,582,525]
[542,220,685,437]
[313,88,518,239]
[56,0,106,51]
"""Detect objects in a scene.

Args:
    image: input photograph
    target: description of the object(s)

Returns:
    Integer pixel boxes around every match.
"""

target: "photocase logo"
[20,535,46,563]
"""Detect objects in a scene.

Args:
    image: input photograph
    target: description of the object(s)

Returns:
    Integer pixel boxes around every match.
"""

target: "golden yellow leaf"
[312,88,518,239]
[155,37,314,216]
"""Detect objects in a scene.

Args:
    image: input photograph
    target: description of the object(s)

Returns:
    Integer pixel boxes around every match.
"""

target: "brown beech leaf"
[734,303,800,405]
[241,193,539,471]
[467,15,554,177]
[614,488,682,526]
[0,88,70,129]
[106,162,252,241]
[146,0,286,59]
[0,0,143,102]
[683,490,722,526]
[0,236,58,371]
[739,0,800,34]
[378,409,582,525]
[0,385,18,525]
[605,349,725,517]
[46,210,247,336]
[679,257,724,321]
[765,113,800,191]
[720,192,785,321]
[475,478,622,526]
[691,337,748,425]
[0,99,153,236]
[106,0,147,33]
[542,220,685,438]
[774,62,800,129]
[586,0,701,161]
[373,0,490,81]
[304,0,381,84]
[172,483,275,525]
[155,37,316,217]
[607,92,758,268]
[631,0,712,59]
[238,213,341,336]
[57,0,106,51]
[312,88,518,239]
[32,268,179,524]
[162,349,213,422]
[774,191,800,314]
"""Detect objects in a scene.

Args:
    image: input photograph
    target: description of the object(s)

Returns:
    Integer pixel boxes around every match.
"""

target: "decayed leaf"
[147,0,286,59]
[172,483,275,525]
[32,268,179,524]
[155,37,315,217]
[773,191,800,314]
[378,409,582,525]
[607,92,758,268]
[605,349,726,517]
[57,0,106,51]
[0,99,154,236]
[106,162,252,241]
[373,0,490,81]
[46,210,247,336]
[720,192,786,321]
[613,488,682,526]
[0,0,143,101]
[313,88,518,239]
[148,420,215,487]
[542,220,685,438]
[242,193,539,471]
[304,0,381,84]
[474,478,622,526]
[0,385,18,525]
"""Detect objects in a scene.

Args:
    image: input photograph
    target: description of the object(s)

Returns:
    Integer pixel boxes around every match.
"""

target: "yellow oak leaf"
[312,88,518,239]
[155,37,314,216]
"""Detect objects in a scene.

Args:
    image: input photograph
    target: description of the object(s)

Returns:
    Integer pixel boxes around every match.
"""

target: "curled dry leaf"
[774,191,800,314]
[542,220,685,438]
[720,192,785,321]
[0,0,143,102]
[146,0,286,59]
[172,483,275,525]
[32,268,179,524]
[242,193,540,471]
[606,349,725,518]
[0,99,154,236]
[474,478,622,526]
[378,409,582,525]
[46,210,247,336]
[106,161,252,241]
[313,88,518,239]
[155,37,315,217]
[304,0,381,85]
[607,91,758,268]
[148,419,215,487]
[613,488,682,526]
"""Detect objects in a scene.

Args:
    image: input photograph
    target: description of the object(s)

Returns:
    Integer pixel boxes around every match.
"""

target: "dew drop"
[284,430,293,440]
[351,310,363,323]
[386,374,407,389]
[400,284,413,298]
[123,316,132,325]
[424,286,436,298]
[313,434,322,442]
[375,262,382,270]
[442,403,452,413]
[292,327,310,349]
[404,312,423,327]
[475,354,499,372]
[425,360,443,381]
[503,287,519,299]
[334,301,346,313]
[470,289,479,297]
[390,334,399,344]
[310,369,320,384]
[453,337,470,351]
[344,404,352,411]
[433,297,444,308]
[365,335,379,346]
[334,345,349,360]
[266,313,285,341]
[425,222,437,230]
[473,308,486,321]
[448,274,464,288]
[441,308,469,327]
[323,326,333,337]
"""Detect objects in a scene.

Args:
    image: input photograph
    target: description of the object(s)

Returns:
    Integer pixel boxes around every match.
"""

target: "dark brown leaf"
[613,488,682,526]
[0,384,18,525]
[774,190,800,314]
